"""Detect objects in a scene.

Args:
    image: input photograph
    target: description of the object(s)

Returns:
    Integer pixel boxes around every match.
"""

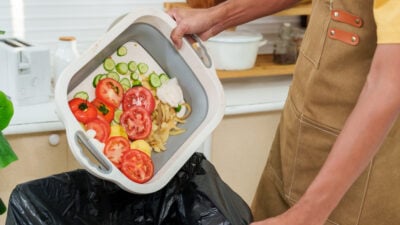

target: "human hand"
[167,7,224,49]
[249,215,311,225]
[249,214,297,225]
[249,203,327,225]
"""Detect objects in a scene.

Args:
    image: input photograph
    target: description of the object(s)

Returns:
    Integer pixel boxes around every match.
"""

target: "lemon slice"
[130,140,152,157]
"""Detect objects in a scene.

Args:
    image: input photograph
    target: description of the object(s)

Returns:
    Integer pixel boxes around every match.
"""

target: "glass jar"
[53,36,80,87]
[273,23,298,65]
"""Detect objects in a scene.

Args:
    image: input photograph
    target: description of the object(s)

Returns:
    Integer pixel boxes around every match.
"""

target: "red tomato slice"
[104,136,130,168]
[120,106,152,140]
[121,149,154,183]
[91,98,115,123]
[122,86,155,113]
[96,78,124,108]
[68,98,97,123]
[85,116,111,143]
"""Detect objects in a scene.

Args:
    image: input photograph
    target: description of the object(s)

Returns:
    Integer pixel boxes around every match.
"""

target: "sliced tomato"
[120,106,152,140]
[95,78,124,108]
[122,86,155,113]
[121,149,154,183]
[85,116,111,143]
[68,98,97,123]
[104,136,130,168]
[91,98,115,123]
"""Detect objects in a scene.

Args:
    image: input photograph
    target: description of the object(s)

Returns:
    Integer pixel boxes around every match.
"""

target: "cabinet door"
[0,131,80,225]
[211,111,281,205]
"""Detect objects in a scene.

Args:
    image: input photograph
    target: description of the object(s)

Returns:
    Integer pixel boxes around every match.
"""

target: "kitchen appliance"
[204,30,267,70]
[0,38,51,106]
[55,9,225,194]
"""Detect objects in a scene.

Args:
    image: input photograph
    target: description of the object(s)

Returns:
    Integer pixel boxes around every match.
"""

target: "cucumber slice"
[93,73,106,87]
[116,62,128,75]
[159,73,170,84]
[174,104,182,112]
[128,61,137,72]
[137,63,149,74]
[117,46,127,56]
[73,91,89,100]
[103,58,115,71]
[113,108,123,124]
[130,71,140,80]
[132,80,142,87]
[120,78,131,91]
[149,72,161,88]
[107,72,120,81]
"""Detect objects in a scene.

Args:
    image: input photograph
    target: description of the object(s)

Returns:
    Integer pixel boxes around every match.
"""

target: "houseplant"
[0,90,18,215]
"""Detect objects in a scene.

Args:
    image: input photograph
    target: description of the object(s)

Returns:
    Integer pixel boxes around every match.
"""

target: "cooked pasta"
[146,99,191,152]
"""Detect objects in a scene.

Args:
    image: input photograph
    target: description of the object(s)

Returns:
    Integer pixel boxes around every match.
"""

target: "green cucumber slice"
[128,61,137,72]
[113,108,123,124]
[107,72,120,81]
[159,73,170,84]
[149,72,161,88]
[93,74,106,87]
[175,104,182,112]
[116,62,128,75]
[132,80,142,87]
[117,46,127,56]
[120,78,131,91]
[130,71,140,80]
[103,58,115,71]
[137,63,148,74]
[73,91,89,100]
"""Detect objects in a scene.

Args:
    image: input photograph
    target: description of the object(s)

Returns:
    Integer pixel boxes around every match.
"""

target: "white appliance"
[0,38,51,106]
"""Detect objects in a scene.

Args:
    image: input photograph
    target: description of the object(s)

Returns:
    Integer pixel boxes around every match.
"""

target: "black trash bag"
[5,153,253,225]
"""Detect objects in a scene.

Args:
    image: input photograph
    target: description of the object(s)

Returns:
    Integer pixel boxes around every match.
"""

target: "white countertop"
[3,75,291,135]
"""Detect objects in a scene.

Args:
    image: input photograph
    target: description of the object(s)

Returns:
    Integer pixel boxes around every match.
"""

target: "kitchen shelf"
[273,2,312,16]
[164,2,312,16]
[216,54,295,79]
[164,2,310,79]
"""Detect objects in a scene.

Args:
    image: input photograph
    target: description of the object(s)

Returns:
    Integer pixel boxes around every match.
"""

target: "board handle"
[74,130,112,173]
[186,34,212,68]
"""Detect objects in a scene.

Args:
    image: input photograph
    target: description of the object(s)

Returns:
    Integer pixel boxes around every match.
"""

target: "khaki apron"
[251,0,400,224]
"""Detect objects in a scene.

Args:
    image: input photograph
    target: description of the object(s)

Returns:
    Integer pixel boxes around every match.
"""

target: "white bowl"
[205,30,267,70]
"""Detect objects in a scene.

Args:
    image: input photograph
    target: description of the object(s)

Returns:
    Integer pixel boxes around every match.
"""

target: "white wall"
[0,0,300,54]
[0,0,176,52]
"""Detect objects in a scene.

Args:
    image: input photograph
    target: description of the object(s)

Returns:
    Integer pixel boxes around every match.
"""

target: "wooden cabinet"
[0,131,81,225]
[186,0,225,8]
[212,111,281,204]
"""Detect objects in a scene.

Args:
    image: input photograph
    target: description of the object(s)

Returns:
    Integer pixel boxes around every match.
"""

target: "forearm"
[210,0,300,31]
[292,44,400,224]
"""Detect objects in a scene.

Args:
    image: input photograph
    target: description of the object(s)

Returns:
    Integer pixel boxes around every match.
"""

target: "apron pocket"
[285,111,373,225]
[287,114,339,201]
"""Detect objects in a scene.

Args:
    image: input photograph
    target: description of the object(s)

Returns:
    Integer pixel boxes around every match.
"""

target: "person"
[168,1,400,225]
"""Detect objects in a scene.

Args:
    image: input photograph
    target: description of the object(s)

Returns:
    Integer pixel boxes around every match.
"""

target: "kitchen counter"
[217,54,295,79]
[3,73,292,135]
